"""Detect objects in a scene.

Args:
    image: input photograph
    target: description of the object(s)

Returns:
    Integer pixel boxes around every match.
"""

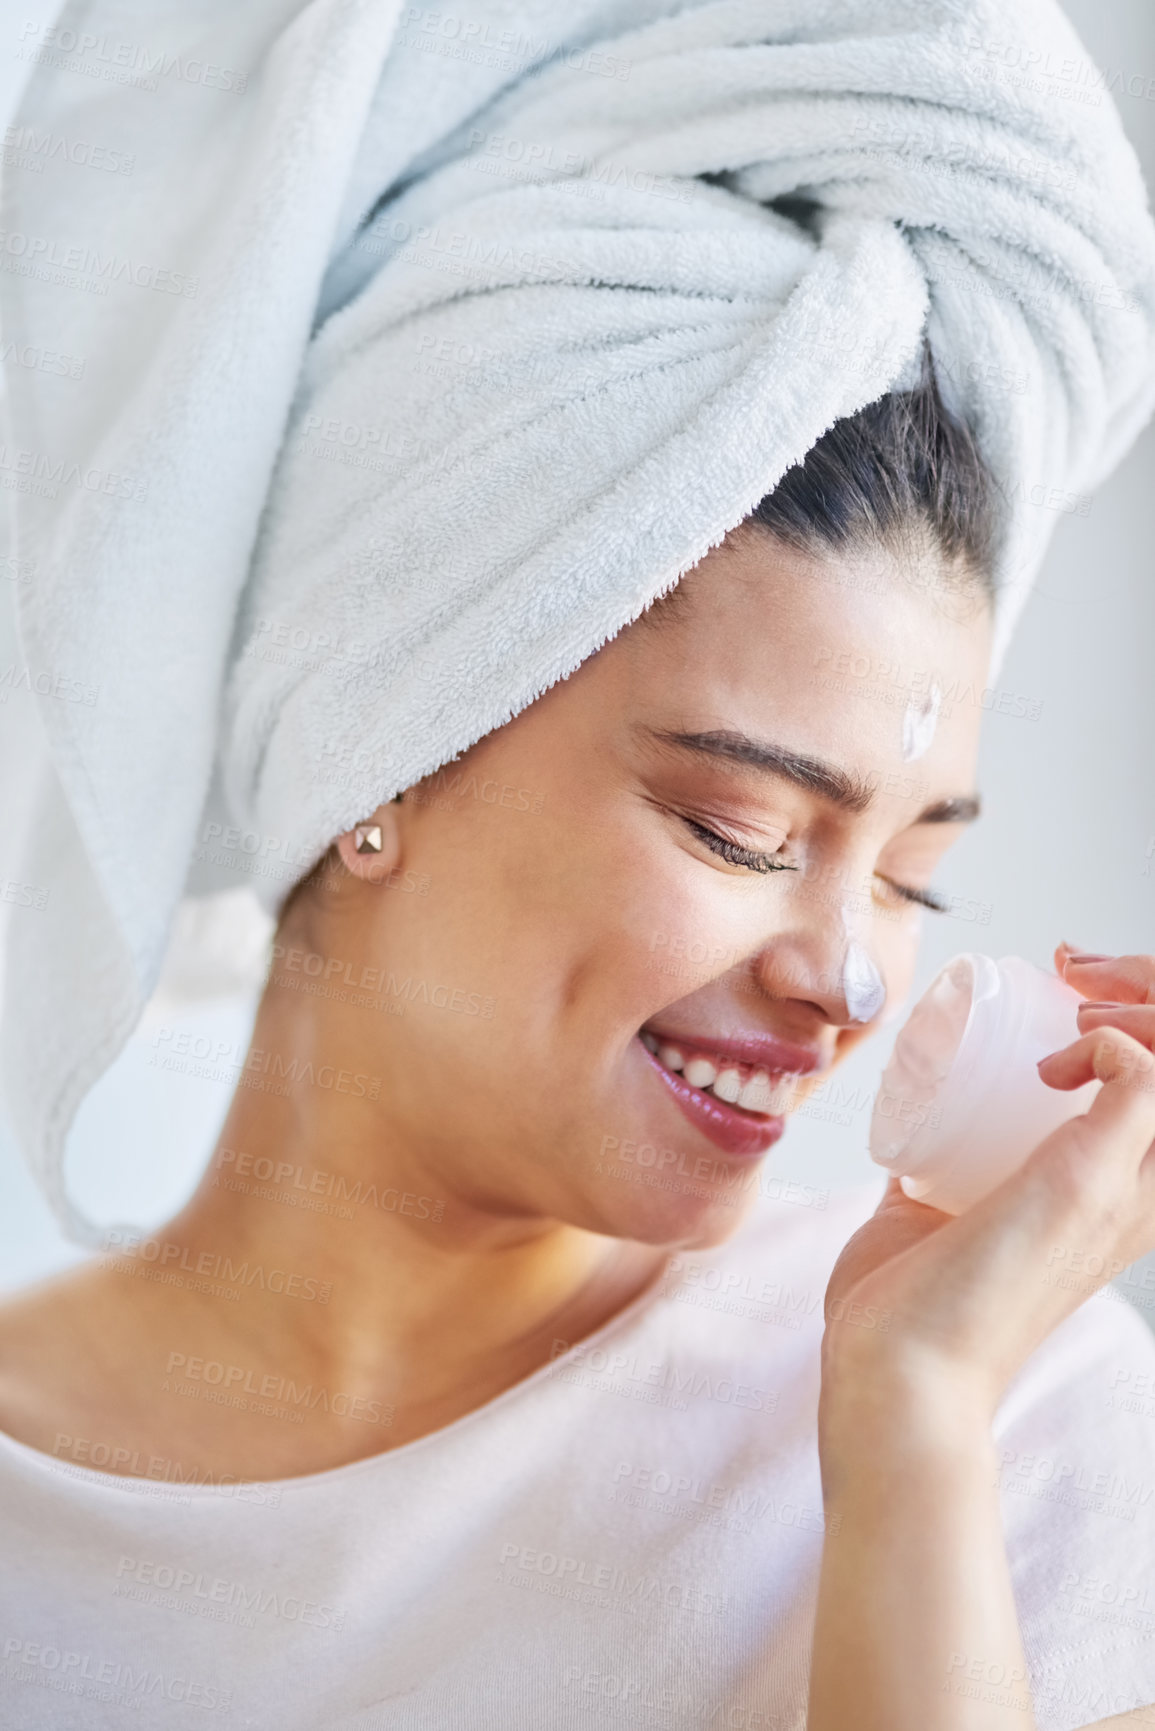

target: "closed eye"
[875,874,948,913]
[685,816,949,911]
[683,818,798,875]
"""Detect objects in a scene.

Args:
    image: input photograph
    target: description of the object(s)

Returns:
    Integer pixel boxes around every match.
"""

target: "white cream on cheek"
[902,680,941,763]
[840,904,886,1024]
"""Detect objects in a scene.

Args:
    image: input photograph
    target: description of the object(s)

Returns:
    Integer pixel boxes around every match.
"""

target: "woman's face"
[292,530,992,1249]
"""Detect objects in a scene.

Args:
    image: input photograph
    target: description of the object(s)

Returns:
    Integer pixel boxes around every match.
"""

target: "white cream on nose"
[840,903,886,1024]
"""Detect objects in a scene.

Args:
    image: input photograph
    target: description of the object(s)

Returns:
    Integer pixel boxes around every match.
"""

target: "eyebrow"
[644,728,981,825]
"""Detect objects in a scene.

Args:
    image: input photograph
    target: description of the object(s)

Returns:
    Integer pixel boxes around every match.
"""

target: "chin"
[585,1156,765,1250]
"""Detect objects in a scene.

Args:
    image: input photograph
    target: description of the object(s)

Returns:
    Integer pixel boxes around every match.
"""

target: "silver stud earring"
[353,823,383,854]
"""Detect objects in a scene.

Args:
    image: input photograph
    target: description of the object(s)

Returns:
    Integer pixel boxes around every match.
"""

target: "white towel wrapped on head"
[2,0,1154,1241]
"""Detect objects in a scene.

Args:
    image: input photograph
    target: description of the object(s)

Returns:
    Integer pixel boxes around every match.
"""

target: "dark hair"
[743,346,998,595]
[639,346,999,636]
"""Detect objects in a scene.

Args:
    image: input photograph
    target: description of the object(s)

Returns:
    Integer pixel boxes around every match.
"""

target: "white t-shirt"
[3,1174,1155,1731]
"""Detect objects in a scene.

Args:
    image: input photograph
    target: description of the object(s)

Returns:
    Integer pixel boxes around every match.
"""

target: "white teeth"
[737,1069,776,1112]
[683,1056,718,1090]
[712,1067,743,1104]
[650,1041,808,1112]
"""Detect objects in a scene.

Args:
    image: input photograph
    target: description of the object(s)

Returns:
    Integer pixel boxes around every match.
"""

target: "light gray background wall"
[1,1,1152,1315]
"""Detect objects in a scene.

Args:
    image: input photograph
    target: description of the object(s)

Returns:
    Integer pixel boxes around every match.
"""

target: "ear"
[333,800,403,885]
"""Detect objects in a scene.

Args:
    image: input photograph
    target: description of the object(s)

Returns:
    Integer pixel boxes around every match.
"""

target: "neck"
[158,972,667,1413]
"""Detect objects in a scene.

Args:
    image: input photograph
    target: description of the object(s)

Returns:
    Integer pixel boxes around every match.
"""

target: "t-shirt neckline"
[0,1241,687,1497]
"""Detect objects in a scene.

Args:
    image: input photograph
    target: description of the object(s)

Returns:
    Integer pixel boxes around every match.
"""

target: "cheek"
[611,847,781,1011]
[870,905,924,1018]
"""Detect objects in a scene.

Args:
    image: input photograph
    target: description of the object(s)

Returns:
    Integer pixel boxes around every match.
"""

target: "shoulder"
[994,1283,1155,1556]
[0,1259,95,1368]
[0,1258,146,1455]
[997,1281,1155,1439]
[991,1289,1155,1731]
[1074,1712,1155,1729]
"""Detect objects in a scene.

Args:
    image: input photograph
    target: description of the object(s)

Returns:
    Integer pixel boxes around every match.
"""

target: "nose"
[748,897,888,1030]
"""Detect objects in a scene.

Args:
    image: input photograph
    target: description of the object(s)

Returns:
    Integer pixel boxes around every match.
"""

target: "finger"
[985,1038,1155,1272]
[1030,1038,1155,1207]
[875,1176,911,1213]
[871,1175,950,1234]
[1075,1001,1155,1053]
[874,1172,960,1218]
[1037,1025,1155,1112]
[1053,943,1114,987]
[1059,950,1155,1004]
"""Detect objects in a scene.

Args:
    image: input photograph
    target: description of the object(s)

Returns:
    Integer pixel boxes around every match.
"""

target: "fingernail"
[1064,953,1113,964]
[1076,1000,1129,1010]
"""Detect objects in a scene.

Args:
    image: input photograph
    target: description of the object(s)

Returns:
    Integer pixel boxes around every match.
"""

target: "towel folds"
[2,0,1153,1239]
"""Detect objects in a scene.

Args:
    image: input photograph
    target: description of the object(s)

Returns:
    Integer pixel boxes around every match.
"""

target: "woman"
[1,369,1154,1730]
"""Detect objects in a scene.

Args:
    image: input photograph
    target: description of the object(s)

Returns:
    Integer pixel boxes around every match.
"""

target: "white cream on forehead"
[902,680,941,762]
[840,904,886,1024]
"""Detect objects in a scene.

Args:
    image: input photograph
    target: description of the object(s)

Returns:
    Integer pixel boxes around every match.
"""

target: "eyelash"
[683,818,796,876]
[684,819,949,913]
[875,876,949,915]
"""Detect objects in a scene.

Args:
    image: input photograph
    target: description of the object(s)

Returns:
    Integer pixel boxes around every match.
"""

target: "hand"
[819,942,1155,1428]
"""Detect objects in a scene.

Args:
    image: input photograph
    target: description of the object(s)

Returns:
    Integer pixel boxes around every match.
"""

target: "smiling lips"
[637,1026,822,1159]
[641,1031,798,1113]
